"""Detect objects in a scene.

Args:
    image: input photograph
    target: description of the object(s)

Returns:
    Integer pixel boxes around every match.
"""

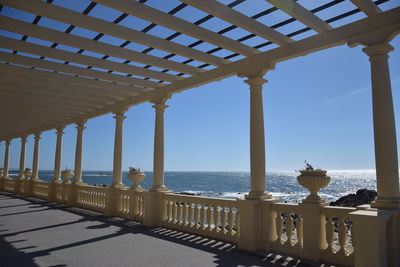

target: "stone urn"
[297,170,330,203]
[24,168,32,180]
[0,168,4,178]
[128,168,145,192]
[62,169,74,184]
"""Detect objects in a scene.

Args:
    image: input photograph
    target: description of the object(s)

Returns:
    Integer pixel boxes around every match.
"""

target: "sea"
[7,170,377,203]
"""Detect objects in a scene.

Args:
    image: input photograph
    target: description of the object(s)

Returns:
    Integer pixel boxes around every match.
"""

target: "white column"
[53,127,64,183]
[150,101,168,191]
[363,43,400,209]
[32,133,41,180]
[245,76,271,200]
[3,140,10,178]
[18,137,27,179]
[112,109,127,187]
[74,121,86,184]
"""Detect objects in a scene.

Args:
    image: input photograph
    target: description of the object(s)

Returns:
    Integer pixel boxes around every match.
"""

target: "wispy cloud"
[318,77,400,109]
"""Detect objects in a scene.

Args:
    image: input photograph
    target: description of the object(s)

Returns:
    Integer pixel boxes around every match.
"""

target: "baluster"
[138,197,143,216]
[188,203,194,227]
[177,202,183,224]
[182,202,188,225]
[276,213,283,244]
[166,200,172,222]
[172,201,178,223]
[236,210,240,235]
[221,207,227,233]
[207,206,213,231]
[194,204,200,228]
[286,213,294,246]
[326,216,334,253]
[228,208,235,235]
[296,215,303,248]
[338,217,347,255]
[213,207,220,232]
[201,205,207,229]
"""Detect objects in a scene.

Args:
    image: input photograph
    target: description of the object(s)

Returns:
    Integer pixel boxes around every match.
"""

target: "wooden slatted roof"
[0,0,399,139]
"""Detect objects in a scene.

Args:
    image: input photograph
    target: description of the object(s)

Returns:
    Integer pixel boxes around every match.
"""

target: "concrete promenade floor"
[0,192,304,267]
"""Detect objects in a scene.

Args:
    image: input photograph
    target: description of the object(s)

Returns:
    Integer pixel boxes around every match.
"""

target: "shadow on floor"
[0,193,319,267]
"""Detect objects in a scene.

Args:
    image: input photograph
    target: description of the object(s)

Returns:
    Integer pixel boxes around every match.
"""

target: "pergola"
[1,1,400,266]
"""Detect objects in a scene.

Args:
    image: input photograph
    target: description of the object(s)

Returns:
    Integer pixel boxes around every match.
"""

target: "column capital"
[5,140,11,146]
[56,127,65,135]
[363,42,394,57]
[244,76,268,89]
[152,103,169,111]
[112,107,128,119]
[75,121,87,131]
[21,136,27,143]
[34,132,41,140]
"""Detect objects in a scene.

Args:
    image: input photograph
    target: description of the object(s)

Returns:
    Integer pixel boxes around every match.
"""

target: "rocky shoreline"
[91,184,377,206]
[329,189,377,207]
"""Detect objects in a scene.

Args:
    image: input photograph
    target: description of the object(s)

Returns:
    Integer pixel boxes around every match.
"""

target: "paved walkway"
[0,193,302,267]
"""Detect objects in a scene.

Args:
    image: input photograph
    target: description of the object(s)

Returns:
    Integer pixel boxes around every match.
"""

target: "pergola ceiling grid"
[0,0,399,139]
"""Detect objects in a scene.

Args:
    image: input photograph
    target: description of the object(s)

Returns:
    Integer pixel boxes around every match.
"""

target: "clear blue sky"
[1,1,400,171]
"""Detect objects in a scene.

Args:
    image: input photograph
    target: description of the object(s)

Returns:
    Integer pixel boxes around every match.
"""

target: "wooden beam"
[0,63,143,95]
[0,93,101,110]
[95,0,258,56]
[180,0,293,45]
[350,0,382,16]
[0,51,160,88]
[1,73,128,100]
[266,0,333,33]
[0,16,202,75]
[0,37,182,82]
[0,85,113,106]
[1,0,227,66]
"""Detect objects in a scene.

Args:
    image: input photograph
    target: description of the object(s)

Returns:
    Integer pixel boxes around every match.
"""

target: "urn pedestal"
[297,170,330,204]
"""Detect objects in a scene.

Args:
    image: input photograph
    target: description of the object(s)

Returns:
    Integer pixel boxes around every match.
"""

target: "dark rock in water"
[177,192,196,196]
[330,189,377,207]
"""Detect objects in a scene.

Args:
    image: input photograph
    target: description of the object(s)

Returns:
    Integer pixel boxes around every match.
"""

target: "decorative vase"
[128,170,145,192]
[61,169,74,184]
[297,170,330,203]
[0,168,4,178]
[24,168,32,180]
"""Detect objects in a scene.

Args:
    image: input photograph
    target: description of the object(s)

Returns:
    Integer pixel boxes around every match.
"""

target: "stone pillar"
[74,121,86,185]
[150,101,169,191]
[350,210,390,267]
[32,133,41,180]
[111,109,127,188]
[53,127,64,183]
[3,140,11,178]
[18,137,27,179]
[244,76,271,200]
[363,43,400,210]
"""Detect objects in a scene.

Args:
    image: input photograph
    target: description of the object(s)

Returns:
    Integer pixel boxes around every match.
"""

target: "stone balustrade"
[162,193,239,243]
[0,176,393,267]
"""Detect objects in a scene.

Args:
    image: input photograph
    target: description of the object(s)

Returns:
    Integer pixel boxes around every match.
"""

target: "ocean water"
[8,170,376,203]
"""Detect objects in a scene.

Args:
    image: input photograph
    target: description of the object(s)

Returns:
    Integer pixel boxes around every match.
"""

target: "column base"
[244,191,272,200]
[371,197,400,210]
[52,179,63,184]
[73,180,86,186]
[109,183,127,190]
[149,185,169,192]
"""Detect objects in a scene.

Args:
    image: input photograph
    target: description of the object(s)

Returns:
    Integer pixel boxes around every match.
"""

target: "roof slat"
[0,37,181,82]
[0,0,228,66]
[1,79,120,102]
[0,16,203,75]
[350,0,382,16]
[0,52,161,88]
[180,0,293,46]
[0,88,108,107]
[0,63,143,95]
[266,0,333,33]
[94,0,258,56]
